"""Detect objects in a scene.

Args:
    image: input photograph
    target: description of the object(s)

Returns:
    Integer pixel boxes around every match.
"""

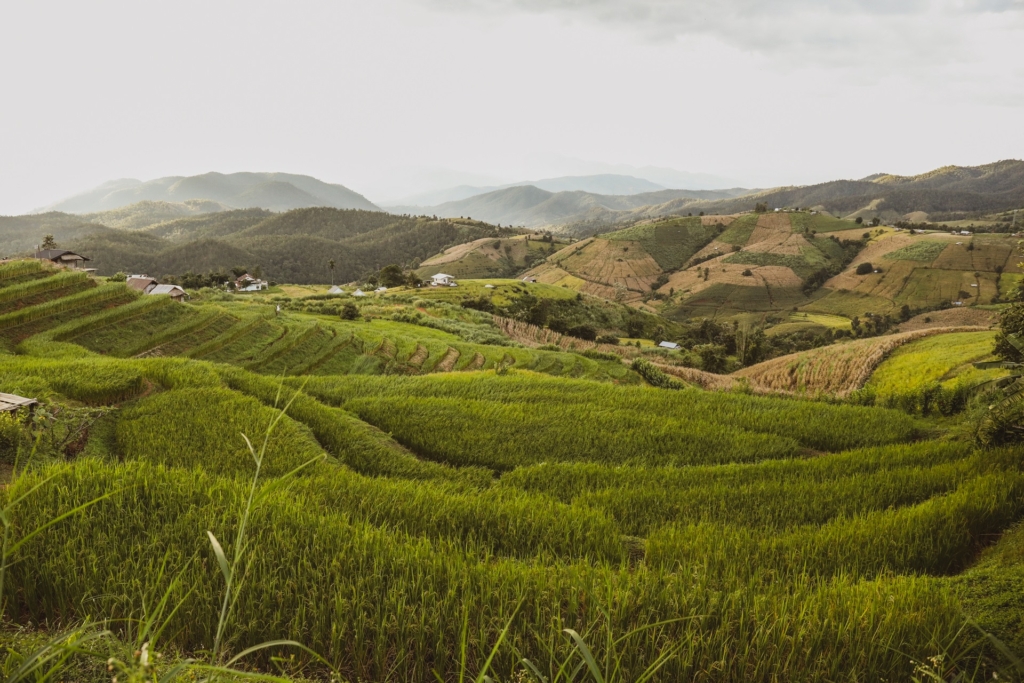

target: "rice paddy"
[0,261,1022,681]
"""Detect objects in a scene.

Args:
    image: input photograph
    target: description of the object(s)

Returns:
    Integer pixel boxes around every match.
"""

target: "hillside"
[1,258,1023,681]
[415,234,568,279]
[57,210,511,284]
[39,171,380,213]
[662,159,1024,223]
[411,185,754,232]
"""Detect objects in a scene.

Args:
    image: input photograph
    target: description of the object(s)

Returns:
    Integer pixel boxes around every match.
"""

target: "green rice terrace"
[1,257,1023,682]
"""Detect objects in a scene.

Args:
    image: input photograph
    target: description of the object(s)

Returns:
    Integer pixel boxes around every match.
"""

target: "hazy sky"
[2,0,1023,213]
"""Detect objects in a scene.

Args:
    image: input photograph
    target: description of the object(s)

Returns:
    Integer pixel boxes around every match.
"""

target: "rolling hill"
[39,171,380,213]
[405,160,1024,234]
[659,160,1024,223]
[1,208,516,285]
[412,185,752,232]
[513,209,1022,328]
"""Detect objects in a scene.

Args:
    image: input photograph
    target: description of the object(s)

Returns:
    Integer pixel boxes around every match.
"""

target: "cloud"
[422,0,1024,67]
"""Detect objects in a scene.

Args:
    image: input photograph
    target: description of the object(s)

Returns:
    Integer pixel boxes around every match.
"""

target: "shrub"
[0,412,24,464]
[340,302,359,320]
[856,262,874,275]
[741,269,753,277]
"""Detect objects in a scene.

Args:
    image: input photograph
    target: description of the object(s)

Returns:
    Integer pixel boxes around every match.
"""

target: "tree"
[855,262,874,275]
[378,264,406,288]
[329,259,336,286]
[871,217,881,227]
[753,202,768,214]
[40,235,57,250]
[855,217,863,225]
[340,302,359,320]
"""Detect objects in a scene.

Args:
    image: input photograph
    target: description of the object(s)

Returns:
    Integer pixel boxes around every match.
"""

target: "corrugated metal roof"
[0,392,39,413]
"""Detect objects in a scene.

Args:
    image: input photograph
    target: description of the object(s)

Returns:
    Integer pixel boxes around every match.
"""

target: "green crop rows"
[0,260,1021,681]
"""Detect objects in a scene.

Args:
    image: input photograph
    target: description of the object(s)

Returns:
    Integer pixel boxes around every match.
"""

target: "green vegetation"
[605,217,723,270]
[884,240,949,262]
[0,259,1023,682]
[716,214,760,245]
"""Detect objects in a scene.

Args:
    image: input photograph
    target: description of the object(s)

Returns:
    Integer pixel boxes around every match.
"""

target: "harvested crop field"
[931,238,1024,273]
[746,213,792,245]
[733,327,990,396]
[558,239,662,292]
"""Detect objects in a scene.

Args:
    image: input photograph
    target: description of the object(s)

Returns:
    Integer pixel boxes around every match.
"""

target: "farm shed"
[0,393,38,414]
[658,341,681,350]
[34,249,90,269]
[148,284,188,302]
[328,286,344,294]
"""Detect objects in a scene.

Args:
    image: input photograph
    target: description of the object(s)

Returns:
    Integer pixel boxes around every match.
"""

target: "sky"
[1,0,1023,213]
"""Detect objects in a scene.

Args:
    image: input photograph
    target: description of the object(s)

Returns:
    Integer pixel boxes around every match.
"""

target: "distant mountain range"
[385,174,677,207]
[387,160,1024,234]
[39,172,379,214]
[391,185,754,232]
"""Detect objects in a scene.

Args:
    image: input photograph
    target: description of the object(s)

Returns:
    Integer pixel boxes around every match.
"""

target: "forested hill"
[1,207,517,284]
[38,172,379,213]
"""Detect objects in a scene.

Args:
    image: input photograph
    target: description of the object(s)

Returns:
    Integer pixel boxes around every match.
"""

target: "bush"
[741,269,753,277]
[856,262,874,275]
[566,324,597,341]
[596,334,619,345]
[340,302,359,320]
[0,412,23,464]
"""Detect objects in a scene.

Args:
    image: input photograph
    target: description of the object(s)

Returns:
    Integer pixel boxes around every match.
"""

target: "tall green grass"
[6,459,983,683]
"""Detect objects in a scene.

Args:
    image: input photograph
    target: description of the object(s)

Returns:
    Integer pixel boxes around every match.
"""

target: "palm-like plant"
[973,332,1024,445]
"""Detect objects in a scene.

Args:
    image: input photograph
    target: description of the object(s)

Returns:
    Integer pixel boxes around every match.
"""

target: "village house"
[328,285,345,294]
[352,288,367,297]
[658,341,680,350]
[235,274,269,292]
[34,249,91,270]
[430,273,456,286]
[148,284,188,302]
[126,275,159,294]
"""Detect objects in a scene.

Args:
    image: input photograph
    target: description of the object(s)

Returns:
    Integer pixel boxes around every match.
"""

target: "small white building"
[374,286,388,294]
[235,274,268,292]
[960,230,972,236]
[431,273,456,286]
[352,289,367,297]
[484,284,495,289]
[328,285,344,294]
[658,341,680,350]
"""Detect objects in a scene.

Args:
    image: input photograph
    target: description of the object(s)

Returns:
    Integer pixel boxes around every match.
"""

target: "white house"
[374,286,388,294]
[431,273,455,286]
[235,274,268,292]
[352,289,367,297]
[658,341,680,350]
[328,285,344,294]
[960,230,972,236]
[484,284,495,289]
